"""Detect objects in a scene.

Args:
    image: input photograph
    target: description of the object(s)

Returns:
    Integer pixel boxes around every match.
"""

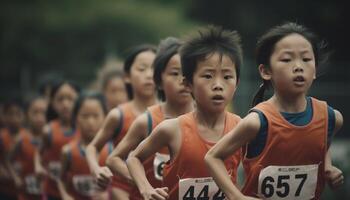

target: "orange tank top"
[110,102,139,196]
[0,128,27,197]
[64,139,112,200]
[242,97,327,200]
[15,131,43,200]
[163,112,241,200]
[42,120,77,197]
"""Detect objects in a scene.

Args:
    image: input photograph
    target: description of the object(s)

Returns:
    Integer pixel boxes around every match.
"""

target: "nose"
[293,61,304,73]
[146,68,154,79]
[212,77,224,91]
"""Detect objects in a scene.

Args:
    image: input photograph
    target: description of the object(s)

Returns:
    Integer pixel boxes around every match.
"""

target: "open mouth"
[293,76,305,82]
[212,95,225,103]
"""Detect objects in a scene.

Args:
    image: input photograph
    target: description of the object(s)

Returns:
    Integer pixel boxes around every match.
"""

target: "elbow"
[126,151,137,166]
[105,155,113,169]
[204,151,213,166]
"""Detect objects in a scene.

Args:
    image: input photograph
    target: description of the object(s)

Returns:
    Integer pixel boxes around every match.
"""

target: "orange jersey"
[242,97,328,200]
[163,112,241,200]
[42,120,78,198]
[14,131,43,200]
[0,128,27,198]
[110,102,138,195]
[64,139,113,200]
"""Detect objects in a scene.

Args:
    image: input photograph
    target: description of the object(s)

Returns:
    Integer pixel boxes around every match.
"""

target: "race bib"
[179,177,225,200]
[24,175,42,194]
[72,175,97,196]
[48,161,61,179]
[153,152,170,181]
[258,164,318,200]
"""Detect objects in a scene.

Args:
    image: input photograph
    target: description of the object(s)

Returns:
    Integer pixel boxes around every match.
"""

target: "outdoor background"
[1,0,349,199]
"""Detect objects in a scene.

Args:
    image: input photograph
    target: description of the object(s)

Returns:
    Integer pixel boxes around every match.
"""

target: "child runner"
[126,26,243,200]
[106,37,194,199]
[35,81,80,200]
[57,92,113,200]
[205,22,344,200]
[86,44,157,200]
[7,96,48,200]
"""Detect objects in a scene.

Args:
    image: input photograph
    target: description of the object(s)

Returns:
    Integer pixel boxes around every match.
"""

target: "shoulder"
[333,109,343,133]
[153,118,180,139]
[238,112,261,133]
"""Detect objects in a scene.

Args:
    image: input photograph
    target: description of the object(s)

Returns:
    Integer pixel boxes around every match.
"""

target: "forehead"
[196,52,236,70]
[273,33,313,54]
[134,51,156,63]
[166,54,181,68]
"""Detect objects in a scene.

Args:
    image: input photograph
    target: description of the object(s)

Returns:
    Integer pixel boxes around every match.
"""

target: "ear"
[258,64,272,81]
[123,73,131,84]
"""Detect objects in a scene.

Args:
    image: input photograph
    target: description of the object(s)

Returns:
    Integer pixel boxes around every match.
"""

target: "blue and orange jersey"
[63,139,113,200]
[163,112,241,199]
[41,120,78,198]
[110,102,138,195]
[13,130,42,200]
[242,97,328,200]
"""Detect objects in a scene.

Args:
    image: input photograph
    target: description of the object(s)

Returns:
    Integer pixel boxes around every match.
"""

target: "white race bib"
[258,164,318,200]
[179,177,225,200]
[153,153,170,181]
[48,161,61,179]
[72,175,97,196]
[24,175,42,194]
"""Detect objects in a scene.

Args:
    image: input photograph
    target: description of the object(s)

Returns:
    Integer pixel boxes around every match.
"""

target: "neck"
[131,93,157,114]
[163,100,193,118]
[272,93,307,113]
[194,107,226,129]
[30,126,43,137]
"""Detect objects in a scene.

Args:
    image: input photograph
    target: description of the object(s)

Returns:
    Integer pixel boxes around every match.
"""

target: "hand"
[13,176,23,189]
[325,165,344,189]
[34,163,48,179]
[92,166,113,190]
[141,187,169,200]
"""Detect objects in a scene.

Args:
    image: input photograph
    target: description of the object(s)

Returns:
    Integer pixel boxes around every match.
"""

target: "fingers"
[330,173,344,189]
[155,187,169,198]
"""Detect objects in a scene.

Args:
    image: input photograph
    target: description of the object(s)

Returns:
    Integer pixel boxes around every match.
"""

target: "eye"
[224,75,233,80]
[280,58,291,63]
[169,71,180,76]
[202,74,212,79]
[303,58,312,62]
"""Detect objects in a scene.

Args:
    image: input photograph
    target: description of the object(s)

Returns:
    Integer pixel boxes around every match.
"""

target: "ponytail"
[251,80,270,107]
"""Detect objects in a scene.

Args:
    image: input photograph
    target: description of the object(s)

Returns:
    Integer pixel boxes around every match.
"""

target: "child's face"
[104,77,128,109]
[4,105,24,131]
[53,84,78,122]
[267,33,316,96]
[126,51,156,98]
[161,54,192,104]
[190,53,237,113]
[76,99,105,141]
[28,99,47,131]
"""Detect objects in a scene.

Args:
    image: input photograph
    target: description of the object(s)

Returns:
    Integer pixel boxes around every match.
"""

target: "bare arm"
[106,113,148,182]
[34,125,50,177]
[126,119,179,200]
[86,108,120,188]
[325,109,344,189]
[205,112,261,200]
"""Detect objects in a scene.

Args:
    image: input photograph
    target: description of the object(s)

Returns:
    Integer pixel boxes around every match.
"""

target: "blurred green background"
[1,0,349,198]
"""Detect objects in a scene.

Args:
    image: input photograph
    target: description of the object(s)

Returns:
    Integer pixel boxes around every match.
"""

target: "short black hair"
[153,37,182,101]
[71,91,107,129]
[180,25,243,84]
[123,44,157,99]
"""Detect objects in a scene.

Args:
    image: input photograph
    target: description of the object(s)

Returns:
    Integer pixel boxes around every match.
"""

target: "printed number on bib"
[48,161,61,178]
[258,164,318,200]
[25,175,42,194]
[72,175,97,196]
[179,177,225,200]
[153,152,170,181]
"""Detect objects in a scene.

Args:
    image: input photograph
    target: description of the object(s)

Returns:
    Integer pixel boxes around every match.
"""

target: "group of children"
[0,22,344,200]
